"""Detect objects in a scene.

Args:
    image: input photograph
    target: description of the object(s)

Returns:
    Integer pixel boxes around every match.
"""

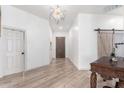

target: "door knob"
[21,52,24,55]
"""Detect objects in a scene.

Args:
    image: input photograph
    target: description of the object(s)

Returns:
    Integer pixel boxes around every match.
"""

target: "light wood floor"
[0,58,116,88]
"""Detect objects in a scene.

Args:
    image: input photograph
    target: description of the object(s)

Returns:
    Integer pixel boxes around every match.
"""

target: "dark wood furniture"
[90,56,124,88]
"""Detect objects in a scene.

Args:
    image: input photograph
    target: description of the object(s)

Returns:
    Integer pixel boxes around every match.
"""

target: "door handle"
[21,52,25,55]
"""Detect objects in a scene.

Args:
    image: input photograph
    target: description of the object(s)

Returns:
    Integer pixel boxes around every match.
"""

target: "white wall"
[52,31,69,58]
[0,5,51,77]
[69,13,124,70]
[0,36,3,77]
[68,17,79,68]
[78,14,98,70]
[93,14,124,29]
[49,27,53,62]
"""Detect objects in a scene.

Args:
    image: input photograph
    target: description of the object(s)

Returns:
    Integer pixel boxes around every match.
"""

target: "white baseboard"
[67,58,80,70]
[68,58,90,71]
[78,67,90,70]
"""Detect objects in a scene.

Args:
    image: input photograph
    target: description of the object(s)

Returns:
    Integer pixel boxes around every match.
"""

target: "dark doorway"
[56,37,65,58]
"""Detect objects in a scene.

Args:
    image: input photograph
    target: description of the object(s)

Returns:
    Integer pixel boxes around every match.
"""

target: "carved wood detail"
[90,57,124,88]
[90,72,97,88]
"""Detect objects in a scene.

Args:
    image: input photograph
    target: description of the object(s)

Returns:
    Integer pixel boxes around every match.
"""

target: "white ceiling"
[13,5,124,32]
[107,6,124,15]
[13,5,108,19]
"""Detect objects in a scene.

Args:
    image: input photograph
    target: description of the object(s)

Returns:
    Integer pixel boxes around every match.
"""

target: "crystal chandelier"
[49,5,65,24]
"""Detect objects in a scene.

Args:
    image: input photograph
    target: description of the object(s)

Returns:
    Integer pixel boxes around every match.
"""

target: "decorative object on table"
[110,47,118,63]
[109,29,118,62]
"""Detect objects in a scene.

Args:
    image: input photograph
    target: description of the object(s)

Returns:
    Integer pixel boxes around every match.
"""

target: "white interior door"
[2,28,24,75]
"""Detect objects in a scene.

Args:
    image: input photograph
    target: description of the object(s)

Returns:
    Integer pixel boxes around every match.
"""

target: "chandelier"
[49,5,65,24]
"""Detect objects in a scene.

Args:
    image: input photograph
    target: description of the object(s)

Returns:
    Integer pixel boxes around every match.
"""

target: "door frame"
[55,37,65,58]
[2,26,27,77]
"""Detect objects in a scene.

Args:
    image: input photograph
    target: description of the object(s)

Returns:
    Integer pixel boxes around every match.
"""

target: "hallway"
[1,5,124,88]
[0,58,116,88]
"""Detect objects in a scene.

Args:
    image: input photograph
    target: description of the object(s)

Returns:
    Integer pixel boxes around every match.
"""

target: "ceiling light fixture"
[49,5,65,24]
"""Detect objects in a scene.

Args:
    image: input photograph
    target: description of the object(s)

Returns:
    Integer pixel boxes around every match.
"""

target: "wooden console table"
[90,56,124,88]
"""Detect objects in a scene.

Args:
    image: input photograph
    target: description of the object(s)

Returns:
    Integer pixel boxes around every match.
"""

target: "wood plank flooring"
[0,58,117,88]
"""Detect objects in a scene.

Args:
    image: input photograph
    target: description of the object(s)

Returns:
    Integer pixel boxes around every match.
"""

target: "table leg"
[115,79,124,88]
[90,72,97,88]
